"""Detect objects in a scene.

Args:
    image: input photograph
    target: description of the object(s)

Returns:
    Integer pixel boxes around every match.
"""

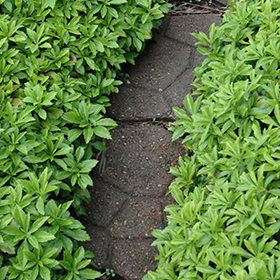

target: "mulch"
[168,0,228,16]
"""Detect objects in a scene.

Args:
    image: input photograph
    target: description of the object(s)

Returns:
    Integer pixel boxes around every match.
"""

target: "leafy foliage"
[144,0,280,279]
[0,0,170,278]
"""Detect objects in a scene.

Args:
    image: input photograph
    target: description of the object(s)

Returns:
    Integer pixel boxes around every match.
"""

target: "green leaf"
[33,231,56,243]
[0,266,9,280]
[79,269,102,279]
[92,141,107,151]
[28,235,39,249]
[92,126,112,139]
[36,196,45,215]
[38,108,47,120]
[197,264,219,274]
[85,57,96,70]
[173,107,189,119]
[109,0,127,4]
[101,78,114,88]
[63,229,90,241]
[63,111,82,124]
[29,216,49,234]
[78,174,93,190]
[47,108,63,119]
[172,126,185,141]
[43,0,57,9]
[83,126,94,144]
[40,266,51,280]
[68,129,83,143]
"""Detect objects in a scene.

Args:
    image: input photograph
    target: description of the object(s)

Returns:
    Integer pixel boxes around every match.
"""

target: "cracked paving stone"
[122,37,192,91]
[84,177,127,228]
[165,14,223,46]
[109,197,163,239]
[82,226,111,269]
[99,125,185,197]
[107,84,173,121]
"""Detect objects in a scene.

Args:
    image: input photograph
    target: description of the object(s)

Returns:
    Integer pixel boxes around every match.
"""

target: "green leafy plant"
[0,0,170,278]
[145,0,280,279]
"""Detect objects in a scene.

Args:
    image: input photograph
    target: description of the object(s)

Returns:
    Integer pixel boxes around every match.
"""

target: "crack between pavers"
[105,198,130,232]
[105,116,177,130]
[105,198,130,269]
[115,118,175,125]
[163,32,196,48]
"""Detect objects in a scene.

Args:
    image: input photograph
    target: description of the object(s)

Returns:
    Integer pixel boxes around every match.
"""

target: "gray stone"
[99,124,184,197]
[107,85,173,121]
[124,37,192,91]
[165,14,223,47]
[82,226,111,269]
[84,178,127,228]
[111,239,158,280]
[162,68,195,116]
[109,198,163,239]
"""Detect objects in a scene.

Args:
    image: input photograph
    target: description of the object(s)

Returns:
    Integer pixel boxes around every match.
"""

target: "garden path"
[81,3,227,279]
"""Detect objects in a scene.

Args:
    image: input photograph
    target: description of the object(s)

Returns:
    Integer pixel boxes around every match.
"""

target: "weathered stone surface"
[107,85,173,121]
[100,124,184,197]
[123,37,192,91]
[162,68,195,115]
[82,226,111,269]
[111,240,158,280]
[109,198,163,239]
[85,178,127,228]
[165,14,223,47]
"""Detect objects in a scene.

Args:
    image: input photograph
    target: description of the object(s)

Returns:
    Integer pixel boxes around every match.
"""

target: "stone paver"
[85,178,127,228]
[107,85,173,121]
[123,37,192,91]
[100,124,182,197]
[109,198,163,239]
[111,240,158,280]
[83,6,228,280]
[83,226,111,268]
[165,14,223,47]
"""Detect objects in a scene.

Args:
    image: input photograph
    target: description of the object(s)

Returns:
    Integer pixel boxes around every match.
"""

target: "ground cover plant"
[144,0,280,279]
[0,0,170,278]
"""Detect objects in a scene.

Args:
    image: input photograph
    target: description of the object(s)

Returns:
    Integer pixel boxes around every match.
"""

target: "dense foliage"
[144,0,280,279]
[0,0,170,279]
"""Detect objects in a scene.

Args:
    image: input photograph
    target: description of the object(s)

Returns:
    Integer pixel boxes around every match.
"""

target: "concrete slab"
[162,68,195,115]
[111,240,158,280]
[82,226,111,269]
[99,124,184,197]
[109,198,163,239]
[84,178,128,228]
[165,14,223,47]
[107,85,173,121]
[123,37,192,91]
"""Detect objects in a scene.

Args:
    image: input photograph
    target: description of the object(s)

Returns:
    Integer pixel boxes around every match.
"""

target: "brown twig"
[187,2,220,11]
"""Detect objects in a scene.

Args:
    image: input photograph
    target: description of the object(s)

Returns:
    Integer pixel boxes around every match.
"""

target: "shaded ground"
[81,2,228,280]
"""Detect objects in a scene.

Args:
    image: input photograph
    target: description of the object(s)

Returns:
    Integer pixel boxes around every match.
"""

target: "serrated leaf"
[34,231,55,243]
[92,126,112,139]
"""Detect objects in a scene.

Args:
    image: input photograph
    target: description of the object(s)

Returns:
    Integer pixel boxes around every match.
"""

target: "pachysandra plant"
[144,0,280,279]
[0,0,170,278]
